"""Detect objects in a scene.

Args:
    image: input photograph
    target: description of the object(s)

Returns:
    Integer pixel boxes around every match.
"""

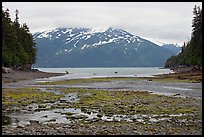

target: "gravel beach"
[2,70,65,84]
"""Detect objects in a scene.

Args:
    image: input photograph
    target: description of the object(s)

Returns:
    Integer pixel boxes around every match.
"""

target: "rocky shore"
[169,65,202,73]
[2,87,202,135]
[2,67,202,135]
[2,69,65,84]
[2,119,202,135]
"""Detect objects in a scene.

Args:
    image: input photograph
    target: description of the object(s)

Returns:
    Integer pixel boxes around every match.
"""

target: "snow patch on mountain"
[81,44,87,50]
[85,27,108,35]
[85,35,91,40]
[68,49,73,52]
[62,28,72,34]
[37,30,52,39]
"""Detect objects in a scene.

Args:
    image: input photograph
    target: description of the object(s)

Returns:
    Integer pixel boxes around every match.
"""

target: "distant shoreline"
[2,66,202,84]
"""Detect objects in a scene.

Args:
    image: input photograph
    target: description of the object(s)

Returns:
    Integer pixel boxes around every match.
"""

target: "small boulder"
[2,67,14,74]
[65,71,69,74]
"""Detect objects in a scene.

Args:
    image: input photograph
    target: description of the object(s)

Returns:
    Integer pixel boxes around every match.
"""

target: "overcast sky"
[2,2,202,46]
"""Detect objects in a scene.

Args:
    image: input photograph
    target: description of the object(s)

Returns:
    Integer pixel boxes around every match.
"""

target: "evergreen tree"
[165,5,202,67]
[2,7,36,70]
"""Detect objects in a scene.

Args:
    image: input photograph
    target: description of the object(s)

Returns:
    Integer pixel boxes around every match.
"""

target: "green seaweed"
[57,88,201,117]
[2,88,64,112]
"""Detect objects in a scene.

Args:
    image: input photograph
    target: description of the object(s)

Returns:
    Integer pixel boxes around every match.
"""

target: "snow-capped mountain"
[33,27,179,68]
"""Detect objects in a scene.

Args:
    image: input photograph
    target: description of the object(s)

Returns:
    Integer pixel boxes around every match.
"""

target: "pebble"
[3,119,202,135]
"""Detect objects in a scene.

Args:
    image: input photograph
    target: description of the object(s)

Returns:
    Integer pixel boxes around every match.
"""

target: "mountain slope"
[162,44,181,54]
[33,27,178,68]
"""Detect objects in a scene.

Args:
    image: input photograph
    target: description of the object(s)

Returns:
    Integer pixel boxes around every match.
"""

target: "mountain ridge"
[33,27,180,68]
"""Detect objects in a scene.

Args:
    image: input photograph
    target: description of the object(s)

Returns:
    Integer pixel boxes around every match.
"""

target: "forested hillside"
[2,7,36,70]
[165,5,202,68]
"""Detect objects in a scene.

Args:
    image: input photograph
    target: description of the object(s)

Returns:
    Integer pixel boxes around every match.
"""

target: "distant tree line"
[165,5,202,68]
[2,7,36,70]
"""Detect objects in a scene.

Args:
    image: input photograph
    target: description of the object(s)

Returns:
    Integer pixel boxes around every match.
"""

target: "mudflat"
[2,70,65,84]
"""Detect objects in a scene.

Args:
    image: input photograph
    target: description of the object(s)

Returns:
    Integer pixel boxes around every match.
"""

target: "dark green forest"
[2,7,36,70]
[165,5,202,68]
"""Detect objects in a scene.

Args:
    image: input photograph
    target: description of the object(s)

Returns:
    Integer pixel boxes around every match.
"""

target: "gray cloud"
[2,2,202,45]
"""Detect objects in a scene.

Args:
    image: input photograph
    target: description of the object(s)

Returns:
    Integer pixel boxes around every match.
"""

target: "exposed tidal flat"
[2,69,202,135]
